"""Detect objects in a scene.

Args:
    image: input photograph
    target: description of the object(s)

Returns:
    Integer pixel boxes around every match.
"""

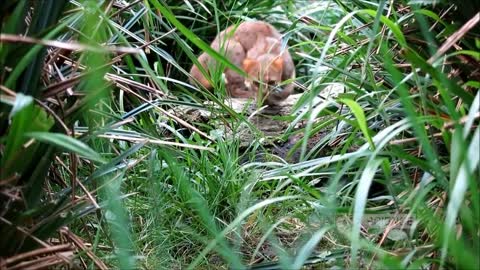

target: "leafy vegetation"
[0,0,479,269]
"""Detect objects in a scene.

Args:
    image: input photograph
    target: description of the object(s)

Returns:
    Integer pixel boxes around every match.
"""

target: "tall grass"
[0,0,478,269]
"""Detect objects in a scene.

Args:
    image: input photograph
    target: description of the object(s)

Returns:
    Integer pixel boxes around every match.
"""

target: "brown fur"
[189,21,295,105]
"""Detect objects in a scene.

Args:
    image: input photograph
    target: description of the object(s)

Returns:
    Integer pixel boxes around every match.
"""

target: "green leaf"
[339,98,375,149]
[319,8,407,65]
[292,227,330,269]
[9,92,33,118]
[442,125,480,266]
[4,14,74,91]
[189,195,300,270]
[403,48,473,107]
[0,102,54,179]
[351,158,383,268]
[148,0,246,77]
[25,132,105,163]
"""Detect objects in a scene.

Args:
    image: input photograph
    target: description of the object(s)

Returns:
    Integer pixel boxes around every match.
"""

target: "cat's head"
[242,54,284,101]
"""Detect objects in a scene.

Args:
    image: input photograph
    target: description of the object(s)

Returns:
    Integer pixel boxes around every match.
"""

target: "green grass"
[0,0,479,269]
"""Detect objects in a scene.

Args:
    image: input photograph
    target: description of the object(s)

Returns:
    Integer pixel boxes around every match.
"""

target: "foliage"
[0,0,478,269]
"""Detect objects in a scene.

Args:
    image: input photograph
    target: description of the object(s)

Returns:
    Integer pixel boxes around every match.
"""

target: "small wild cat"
[189,21,295,105]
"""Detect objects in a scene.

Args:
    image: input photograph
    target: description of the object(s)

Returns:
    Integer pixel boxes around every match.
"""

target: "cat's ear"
[243,58,258,72]
[272,57,283,71]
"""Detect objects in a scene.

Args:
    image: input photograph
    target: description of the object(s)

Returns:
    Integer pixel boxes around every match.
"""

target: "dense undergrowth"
[0,0,479,269]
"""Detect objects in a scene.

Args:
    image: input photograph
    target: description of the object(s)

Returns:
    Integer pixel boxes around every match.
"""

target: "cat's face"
[242,54,284,96]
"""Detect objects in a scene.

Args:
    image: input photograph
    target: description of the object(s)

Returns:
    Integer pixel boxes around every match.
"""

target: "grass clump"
[0,0,479,269]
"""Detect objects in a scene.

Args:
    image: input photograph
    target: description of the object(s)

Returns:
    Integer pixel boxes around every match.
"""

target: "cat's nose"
[267,80,277,85]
